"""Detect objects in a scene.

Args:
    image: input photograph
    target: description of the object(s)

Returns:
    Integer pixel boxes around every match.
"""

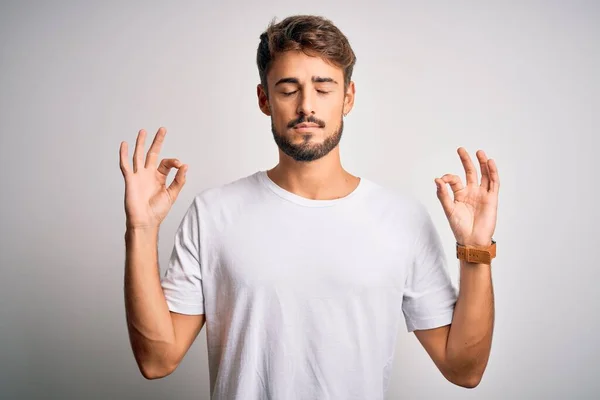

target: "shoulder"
[197,171,262,202]
[360,176,428,221]
[185,171,265,220]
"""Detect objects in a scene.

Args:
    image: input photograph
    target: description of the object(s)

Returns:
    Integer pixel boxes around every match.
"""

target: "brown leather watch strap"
[456,239,496,264]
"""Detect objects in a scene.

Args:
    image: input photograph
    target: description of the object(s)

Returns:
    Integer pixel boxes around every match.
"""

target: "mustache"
[287,115,326,128]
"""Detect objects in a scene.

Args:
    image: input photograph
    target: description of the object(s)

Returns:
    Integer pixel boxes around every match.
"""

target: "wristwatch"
[456,239,496,264]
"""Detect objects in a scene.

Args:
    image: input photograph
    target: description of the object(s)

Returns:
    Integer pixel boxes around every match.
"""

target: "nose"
[296,90,316,116]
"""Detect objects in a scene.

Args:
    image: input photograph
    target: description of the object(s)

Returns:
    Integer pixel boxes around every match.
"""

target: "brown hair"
[256,15,357,97]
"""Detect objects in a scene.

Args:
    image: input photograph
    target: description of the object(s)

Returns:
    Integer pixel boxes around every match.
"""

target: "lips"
[294,123,321,129]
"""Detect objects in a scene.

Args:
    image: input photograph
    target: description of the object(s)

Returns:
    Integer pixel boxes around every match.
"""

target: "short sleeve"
[402,204,458,332]
[160,198,205,315]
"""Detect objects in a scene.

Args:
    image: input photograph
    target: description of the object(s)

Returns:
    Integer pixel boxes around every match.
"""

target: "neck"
[267,148,360,201]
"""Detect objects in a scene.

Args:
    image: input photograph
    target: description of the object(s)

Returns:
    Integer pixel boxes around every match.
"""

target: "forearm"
[445,260,494,385]
[124,227,176,378]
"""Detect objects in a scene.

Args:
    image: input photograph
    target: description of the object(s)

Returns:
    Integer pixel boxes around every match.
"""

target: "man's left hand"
[434,147,500,247]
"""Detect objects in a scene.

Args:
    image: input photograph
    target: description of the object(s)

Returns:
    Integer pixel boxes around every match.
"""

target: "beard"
[271,114,344,162]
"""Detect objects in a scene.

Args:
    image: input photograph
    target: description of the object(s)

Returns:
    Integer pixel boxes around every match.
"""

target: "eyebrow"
[274,76,339,86]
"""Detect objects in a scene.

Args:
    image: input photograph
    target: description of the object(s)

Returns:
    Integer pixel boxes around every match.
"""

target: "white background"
[1,0,598,398]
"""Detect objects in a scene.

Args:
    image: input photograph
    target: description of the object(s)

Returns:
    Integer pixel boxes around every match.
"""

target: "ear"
[343,81,355,116]
[257,84,271,116]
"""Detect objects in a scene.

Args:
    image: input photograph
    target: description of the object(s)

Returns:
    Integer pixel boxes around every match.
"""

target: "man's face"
[258,50,354,162]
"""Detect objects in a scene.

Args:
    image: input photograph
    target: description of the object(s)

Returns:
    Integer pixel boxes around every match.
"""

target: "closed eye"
[282,90,330,96]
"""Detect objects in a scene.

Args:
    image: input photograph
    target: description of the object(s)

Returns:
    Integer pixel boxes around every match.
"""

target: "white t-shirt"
[160,170,458,399]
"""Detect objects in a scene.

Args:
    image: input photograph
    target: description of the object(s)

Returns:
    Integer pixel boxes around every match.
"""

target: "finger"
[435,178,453,217]
[133,129,147,173]
[119,141,131,177]
[145,127,167,169]
[166,164,188,203]
[441,174,464,194]
[487,158,500,193]
[157,158,182,177]
[476,150,490,191]
[458,147,478,186]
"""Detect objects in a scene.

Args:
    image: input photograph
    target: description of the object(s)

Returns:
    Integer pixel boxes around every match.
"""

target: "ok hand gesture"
[119,127,188,230]
[434,147,499,247]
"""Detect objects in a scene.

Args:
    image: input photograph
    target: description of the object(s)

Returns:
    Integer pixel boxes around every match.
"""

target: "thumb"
[435,178,453,218]
[166,164,187,203]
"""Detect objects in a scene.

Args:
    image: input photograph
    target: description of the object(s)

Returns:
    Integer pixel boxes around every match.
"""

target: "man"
[120,14,499,399]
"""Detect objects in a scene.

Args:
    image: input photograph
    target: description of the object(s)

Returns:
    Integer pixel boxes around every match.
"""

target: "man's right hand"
[119,127,188,230]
